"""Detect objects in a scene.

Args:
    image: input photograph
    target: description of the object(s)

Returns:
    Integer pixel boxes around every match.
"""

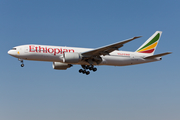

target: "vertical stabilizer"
[136,31,162,55]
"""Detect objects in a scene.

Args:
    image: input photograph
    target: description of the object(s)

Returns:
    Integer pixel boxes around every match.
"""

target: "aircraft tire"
[86,71,90,75]
[82,70,86,74]
[86,66,90,69]
[21,64,24,67]
[89,67,93,70]
[93,68,97,72]
[79,69,83,73]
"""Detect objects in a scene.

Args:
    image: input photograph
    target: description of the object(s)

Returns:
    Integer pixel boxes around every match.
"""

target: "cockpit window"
[11,48,16,50]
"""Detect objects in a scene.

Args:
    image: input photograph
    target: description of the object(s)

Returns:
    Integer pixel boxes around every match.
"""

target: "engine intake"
[53,62,72,70]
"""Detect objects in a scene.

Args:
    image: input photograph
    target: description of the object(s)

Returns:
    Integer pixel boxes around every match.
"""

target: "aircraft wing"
[82,36,142,56]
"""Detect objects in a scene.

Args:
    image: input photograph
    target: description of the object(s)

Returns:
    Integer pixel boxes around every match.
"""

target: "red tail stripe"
[138,48,155,53]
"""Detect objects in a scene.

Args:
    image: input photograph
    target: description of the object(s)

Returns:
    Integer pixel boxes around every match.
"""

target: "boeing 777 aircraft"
[8,31,171,75]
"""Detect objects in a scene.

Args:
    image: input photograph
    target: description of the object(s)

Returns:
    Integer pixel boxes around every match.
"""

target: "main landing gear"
[79,65,97,75]
[18,59,24,67]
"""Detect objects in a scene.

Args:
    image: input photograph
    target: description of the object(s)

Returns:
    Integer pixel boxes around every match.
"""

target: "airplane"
[8,31,171,75]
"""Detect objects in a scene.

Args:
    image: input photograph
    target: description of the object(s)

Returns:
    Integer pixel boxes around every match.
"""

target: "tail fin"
[136,31,162,55]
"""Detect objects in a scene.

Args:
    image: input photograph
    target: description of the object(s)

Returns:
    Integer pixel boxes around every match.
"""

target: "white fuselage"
[8,44,160,66]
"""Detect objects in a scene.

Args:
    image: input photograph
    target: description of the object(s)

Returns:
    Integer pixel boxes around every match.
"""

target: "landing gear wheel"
[79,69,83,73]
[18,59,24,67]
[82,70,86,74]
[89,67,93,70]
[86,66,90,69]
[86,71,90,75]
[93,67,97,72]
[21,64,24,67]
[79,65,97,75]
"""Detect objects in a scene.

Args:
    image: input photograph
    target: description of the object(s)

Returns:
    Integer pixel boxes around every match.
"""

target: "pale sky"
[1,0,180,120]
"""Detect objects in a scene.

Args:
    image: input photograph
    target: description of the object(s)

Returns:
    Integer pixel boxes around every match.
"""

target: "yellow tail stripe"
[138,42,158,52]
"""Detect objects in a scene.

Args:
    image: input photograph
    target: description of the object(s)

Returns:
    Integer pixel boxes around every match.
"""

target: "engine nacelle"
[53,62,72,70]
[63,52,82,63]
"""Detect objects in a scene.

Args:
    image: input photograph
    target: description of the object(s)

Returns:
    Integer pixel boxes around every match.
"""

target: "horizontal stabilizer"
[144,52,172,59]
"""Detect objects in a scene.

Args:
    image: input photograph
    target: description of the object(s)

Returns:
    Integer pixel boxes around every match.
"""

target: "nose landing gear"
[79,65,97,75]
[18,59,24,67]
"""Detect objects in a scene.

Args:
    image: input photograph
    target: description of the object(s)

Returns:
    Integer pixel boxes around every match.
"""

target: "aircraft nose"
[8,50,12,55]
[8,50,15,56]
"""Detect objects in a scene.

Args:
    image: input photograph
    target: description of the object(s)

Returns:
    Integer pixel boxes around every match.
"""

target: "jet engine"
[63,52,82,63]
[53,62,72,70]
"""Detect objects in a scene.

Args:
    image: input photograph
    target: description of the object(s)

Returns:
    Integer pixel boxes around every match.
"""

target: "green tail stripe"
[137,33,160,51]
